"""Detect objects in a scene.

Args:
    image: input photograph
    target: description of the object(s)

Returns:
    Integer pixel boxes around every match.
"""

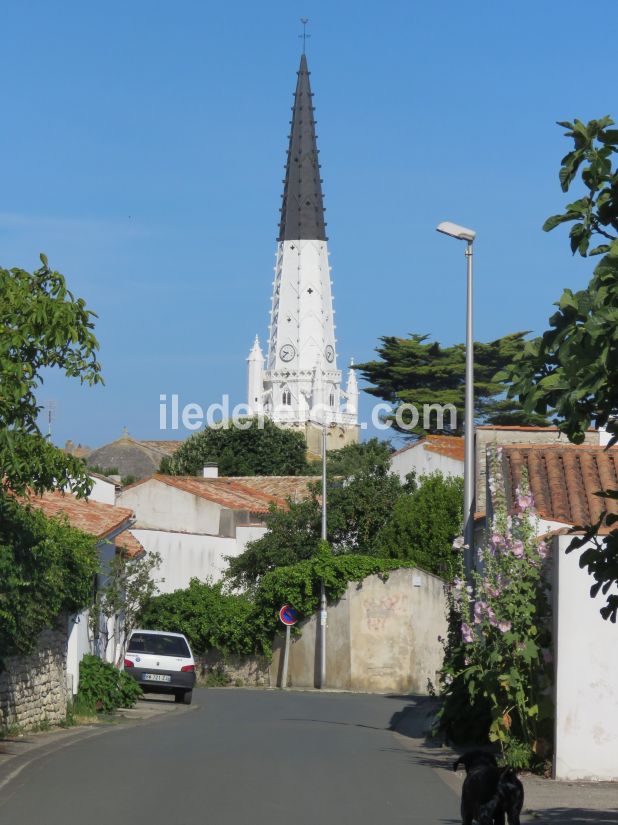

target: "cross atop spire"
[278,53,326,241]
[299,17,310,54]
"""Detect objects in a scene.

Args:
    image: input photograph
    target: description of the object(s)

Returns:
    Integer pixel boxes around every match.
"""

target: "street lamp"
[436,221,476,578]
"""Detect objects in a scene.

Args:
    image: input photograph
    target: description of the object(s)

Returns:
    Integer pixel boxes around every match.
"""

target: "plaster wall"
[270,568,447,693]
[390,445,463,485]
[118,479,222,534]
[553,534,618,781]
[88,476,116,505]
[131,528,253,593]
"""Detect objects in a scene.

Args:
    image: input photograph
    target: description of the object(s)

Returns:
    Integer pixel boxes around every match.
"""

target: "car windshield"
[128,633,191,658]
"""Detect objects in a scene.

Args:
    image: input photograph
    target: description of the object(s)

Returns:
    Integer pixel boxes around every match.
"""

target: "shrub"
[0,492,99,659]
[77,655,142,713]
[436,463,553,770]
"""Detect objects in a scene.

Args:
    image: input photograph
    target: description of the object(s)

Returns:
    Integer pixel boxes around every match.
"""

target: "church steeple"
[278,54,326,242]
[246,50,358,450]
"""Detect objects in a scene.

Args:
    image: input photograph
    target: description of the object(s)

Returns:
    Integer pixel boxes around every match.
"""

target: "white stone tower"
[246,53,359,453]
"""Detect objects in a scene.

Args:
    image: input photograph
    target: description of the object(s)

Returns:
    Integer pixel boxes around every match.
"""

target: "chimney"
[203,463,219,478]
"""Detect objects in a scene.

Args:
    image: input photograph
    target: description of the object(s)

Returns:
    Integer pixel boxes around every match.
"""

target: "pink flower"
[538,541,549,560]
[498,620,512,633]
[511,540,525,559]
[516,487,534,511]
[461,623,474,643]
[473,601,487,624]
[486,583,502,598]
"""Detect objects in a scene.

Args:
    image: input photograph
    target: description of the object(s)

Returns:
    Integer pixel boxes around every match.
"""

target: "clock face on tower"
[325,345,335,363]
[279,344,296,362]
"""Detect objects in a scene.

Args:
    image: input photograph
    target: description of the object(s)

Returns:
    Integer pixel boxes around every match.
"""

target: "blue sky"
[2,1,615,450]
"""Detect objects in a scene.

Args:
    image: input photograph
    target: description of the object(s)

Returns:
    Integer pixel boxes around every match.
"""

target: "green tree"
[504,117,618,621]
[324,437,393,477]
[226,456,404,589]
[355,333,549,435]
[0,492,99,657]
[375,472,463,579]
[0,255,102,497]
[161,418,308,477]
[92,549,163,665]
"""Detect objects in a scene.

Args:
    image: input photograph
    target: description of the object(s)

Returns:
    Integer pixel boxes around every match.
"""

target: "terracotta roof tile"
[24,491,134,539]
[152,475,287,513]
[502,444,618,527]
[116,530,145,558]
[393,435,465,462]
[231,476,317,502]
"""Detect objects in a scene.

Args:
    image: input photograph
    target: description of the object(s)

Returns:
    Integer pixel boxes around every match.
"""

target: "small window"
[329,392,335,407]
[282,390,292,406]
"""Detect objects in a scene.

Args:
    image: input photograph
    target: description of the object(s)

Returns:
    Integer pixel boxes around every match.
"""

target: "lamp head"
[436,221,476,242]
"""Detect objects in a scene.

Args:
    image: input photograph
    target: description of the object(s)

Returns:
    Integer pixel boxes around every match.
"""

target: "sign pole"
[278,605,298,689]
[319,422,327,689]
[281,624,291,689]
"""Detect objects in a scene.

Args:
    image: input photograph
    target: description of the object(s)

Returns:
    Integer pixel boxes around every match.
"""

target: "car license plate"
[143,673,171,683]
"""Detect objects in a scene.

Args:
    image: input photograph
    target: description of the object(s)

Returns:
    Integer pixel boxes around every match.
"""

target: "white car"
[124,629,196,705]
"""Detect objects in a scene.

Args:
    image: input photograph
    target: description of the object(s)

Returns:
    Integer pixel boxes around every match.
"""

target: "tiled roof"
[502,444,618,528]
[151,475,288,513]
[231,476,317,502]
[393,435,464,462]
[24,491,134,539]
[477,425,598,432]
[116,529,145,558]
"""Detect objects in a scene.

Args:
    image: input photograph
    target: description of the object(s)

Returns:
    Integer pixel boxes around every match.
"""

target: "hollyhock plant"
[437,465,553,770]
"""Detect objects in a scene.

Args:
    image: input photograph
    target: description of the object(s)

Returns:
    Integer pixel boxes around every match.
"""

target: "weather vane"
[299,17,310,54]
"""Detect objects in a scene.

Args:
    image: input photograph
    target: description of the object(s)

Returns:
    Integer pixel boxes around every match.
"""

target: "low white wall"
[553,534,618,781]
[119,479,222,535]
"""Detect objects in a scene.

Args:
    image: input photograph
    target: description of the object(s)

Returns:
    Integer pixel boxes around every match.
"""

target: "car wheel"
[182,689,193,705]
[174,691,183,703]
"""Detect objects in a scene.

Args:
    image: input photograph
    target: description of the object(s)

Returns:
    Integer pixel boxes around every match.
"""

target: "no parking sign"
[279,604,299,626]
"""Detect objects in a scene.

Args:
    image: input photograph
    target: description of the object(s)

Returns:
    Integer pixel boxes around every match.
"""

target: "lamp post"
[436,221,476,578]
[319,421,327,689]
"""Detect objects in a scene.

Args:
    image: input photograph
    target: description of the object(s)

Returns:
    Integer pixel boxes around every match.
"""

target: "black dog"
[454,751,524,825]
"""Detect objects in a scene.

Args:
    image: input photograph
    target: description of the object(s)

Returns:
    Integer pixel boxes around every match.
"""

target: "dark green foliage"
[226,452,403,589]
[375,473,463,578]
[503,117,618,620]
[225,496,322,590]
[139,579,256,656]
[0,255,102,497]
[355,333,549,435]
[0,492,99,658]
[160,417,308,477]
[324,438,393,477]
[142,546,413,657]
[77,655,142,713]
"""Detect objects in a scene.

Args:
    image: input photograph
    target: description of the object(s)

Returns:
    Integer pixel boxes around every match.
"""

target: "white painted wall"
[88,475,116,505]
[131,524,266,594]
[390,443,463,484]
[118,479,222,535]
[66,610,91,694]
[553,534,618,781]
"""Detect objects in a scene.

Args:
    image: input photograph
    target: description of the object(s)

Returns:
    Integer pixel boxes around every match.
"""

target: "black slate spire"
[278,54,327,241]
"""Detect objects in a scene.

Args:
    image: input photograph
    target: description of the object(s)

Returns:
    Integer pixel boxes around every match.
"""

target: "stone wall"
[196,650,272,687]
[0,629,68,731]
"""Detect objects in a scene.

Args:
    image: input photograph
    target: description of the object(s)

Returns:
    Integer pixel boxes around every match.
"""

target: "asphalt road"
[0,689,460,825]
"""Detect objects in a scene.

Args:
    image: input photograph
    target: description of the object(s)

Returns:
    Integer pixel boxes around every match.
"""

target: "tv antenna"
[44,399,57,440]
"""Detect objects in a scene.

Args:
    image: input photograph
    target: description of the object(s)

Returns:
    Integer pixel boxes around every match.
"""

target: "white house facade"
[390,435,465,484]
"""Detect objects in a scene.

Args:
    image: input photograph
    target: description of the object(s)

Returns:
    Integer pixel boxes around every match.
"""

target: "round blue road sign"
[279,604,299,626]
